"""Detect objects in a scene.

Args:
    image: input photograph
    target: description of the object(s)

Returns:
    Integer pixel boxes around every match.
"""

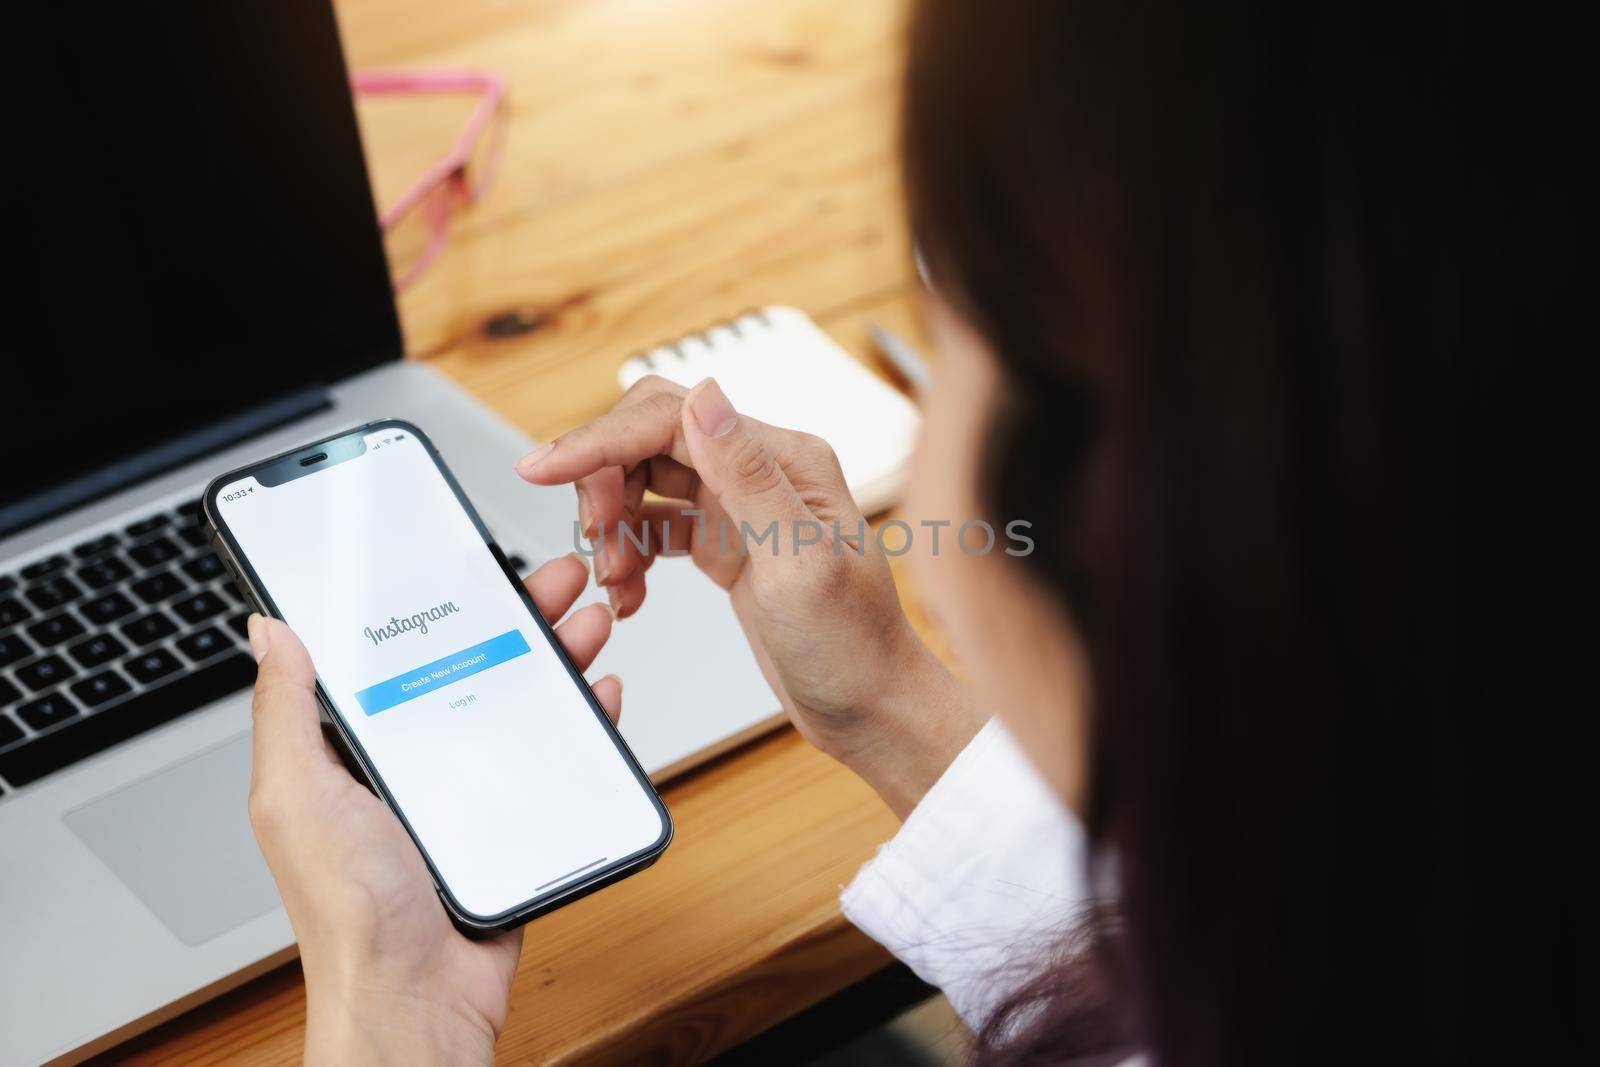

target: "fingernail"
[247,613,270,663]
[565,551,590,575]
[593,544,611,584]
[606,585,622,619]
[516,442,554,475]
[601,673,623,693]
[575,485,595,539]
[689,379,738,438]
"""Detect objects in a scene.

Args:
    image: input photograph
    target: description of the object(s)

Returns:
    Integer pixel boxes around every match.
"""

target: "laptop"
[0,2,779,1062]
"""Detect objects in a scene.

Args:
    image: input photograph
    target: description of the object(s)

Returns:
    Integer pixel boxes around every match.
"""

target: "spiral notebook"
[618,306,922,515]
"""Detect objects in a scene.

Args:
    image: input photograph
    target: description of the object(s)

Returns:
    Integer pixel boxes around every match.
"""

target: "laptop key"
[1,633,32,668]
[178,525,210,548]
[17,692,79,731]
[172,591,227,625]
[25,577,84,611]
[130,571,187,604]
[125,514,171,538]
[176,626,229,663]
[68,633,128,668]
[20,555,69,581]
[124,648,182,684]
[80,591,138,625]
[128,537,181,569]
[181,553,225,582]
[0,712,22,745]
[70,670,133,708]
[71,533,120,559]
[77,557,133,589]
[1,678,21,709]
[0,596,31,627]
[227,613,252,639]
[0,574,15,594]
[0,653,255,787]
[25,614,86,648]
[176,499,203,520]
[120,611,178,646]
[17,654,76,691]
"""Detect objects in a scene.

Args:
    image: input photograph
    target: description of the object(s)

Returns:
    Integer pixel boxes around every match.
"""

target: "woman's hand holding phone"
[246,555,618,1064]
[517,376,985,819]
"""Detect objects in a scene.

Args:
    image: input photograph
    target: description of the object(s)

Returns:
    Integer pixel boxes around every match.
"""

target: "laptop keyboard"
[0,499,539,797]
[0,500,256,792]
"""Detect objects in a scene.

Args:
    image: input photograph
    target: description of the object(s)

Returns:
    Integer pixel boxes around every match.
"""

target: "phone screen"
[209,424,669,922]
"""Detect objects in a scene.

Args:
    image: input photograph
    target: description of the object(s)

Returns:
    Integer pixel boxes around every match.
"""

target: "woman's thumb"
[247,615,325,772]
[681,378,811,536]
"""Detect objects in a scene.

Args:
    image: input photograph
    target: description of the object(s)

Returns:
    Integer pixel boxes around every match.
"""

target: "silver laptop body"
[1,364,778,1065]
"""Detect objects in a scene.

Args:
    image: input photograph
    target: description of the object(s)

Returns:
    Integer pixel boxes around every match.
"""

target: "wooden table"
[111,0,941,1061]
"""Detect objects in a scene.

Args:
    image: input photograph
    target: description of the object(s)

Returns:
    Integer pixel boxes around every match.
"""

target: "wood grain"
[108,0,930,1061]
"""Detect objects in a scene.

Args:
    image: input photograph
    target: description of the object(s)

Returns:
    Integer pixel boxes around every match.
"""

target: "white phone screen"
[211,427,668,920]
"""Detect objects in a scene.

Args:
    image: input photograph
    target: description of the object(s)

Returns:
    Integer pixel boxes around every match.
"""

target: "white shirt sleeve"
[840,718,1092,1031]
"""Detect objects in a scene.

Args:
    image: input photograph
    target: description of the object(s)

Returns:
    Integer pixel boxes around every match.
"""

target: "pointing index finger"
[517,379,692,486]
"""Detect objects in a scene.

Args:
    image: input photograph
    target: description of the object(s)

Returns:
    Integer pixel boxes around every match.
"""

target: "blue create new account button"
[355,629,531,716]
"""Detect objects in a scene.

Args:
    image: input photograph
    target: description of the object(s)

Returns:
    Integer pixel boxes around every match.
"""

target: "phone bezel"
[202,417,673,934]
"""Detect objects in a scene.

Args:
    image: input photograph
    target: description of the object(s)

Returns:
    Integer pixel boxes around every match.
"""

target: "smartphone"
[204,419,671,934]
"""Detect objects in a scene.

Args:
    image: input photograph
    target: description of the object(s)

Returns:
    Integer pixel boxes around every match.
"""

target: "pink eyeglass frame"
[351,69,508,288]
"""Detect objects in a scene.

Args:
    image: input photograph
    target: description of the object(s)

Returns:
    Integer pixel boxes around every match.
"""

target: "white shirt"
[840,718,1094,1031]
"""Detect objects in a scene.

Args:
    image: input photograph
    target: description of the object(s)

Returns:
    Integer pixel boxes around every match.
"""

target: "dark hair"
[903,2,1579,1064]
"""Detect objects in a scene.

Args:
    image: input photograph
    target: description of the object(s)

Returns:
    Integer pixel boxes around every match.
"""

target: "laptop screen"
[3,1,401,534]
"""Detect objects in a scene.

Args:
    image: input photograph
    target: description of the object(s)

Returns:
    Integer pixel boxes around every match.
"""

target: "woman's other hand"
[245,555,618,1064]
[516,376,984,816]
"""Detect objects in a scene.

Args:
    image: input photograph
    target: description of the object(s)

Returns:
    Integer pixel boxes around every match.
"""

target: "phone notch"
[255,433,368,486]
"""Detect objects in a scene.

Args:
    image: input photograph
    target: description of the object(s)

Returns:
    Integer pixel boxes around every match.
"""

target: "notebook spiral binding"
[627,308,773,373]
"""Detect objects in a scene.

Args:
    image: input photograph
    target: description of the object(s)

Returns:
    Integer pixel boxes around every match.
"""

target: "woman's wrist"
[835,627,987,819]
[303,959,498,1065]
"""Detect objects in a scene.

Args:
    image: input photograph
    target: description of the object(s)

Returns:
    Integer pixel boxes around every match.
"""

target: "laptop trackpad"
[63,734,281,946]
